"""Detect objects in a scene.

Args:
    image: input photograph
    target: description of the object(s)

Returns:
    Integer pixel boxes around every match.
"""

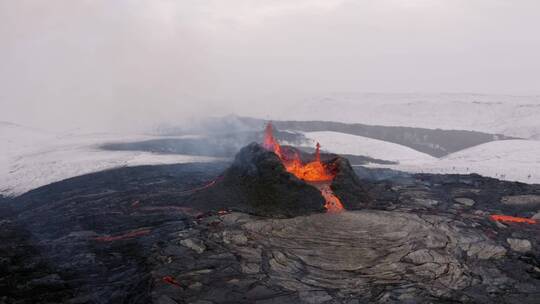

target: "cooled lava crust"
[1,160,539,303]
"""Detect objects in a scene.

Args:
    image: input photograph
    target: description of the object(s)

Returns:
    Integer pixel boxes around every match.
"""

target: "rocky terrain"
[0,154,539,303]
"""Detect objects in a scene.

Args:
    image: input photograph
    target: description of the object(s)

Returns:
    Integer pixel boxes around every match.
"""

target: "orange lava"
[264,123,334,182]
[178,177,221,194]
[285,147,335,182]
[319,184,345,213]
[263,123,344,211]
[263,123,283,158]
[490,215,537,224]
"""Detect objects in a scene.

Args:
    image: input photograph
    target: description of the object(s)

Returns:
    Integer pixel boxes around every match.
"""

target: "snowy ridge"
[255,93,540,139]
[371,140,540,184]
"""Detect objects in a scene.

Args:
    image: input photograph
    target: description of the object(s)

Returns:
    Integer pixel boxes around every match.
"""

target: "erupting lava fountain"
[262,123,344,212]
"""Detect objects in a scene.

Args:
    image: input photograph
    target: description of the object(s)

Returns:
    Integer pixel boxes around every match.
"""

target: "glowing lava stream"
[490,215,537,224]
[314,182,345,213]
[263,123,344,212]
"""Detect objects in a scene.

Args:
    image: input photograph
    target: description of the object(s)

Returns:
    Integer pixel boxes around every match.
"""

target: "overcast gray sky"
[1,0,539,131]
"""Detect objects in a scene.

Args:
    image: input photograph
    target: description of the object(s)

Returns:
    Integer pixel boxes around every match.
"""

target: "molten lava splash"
[319,184,345,213]
[263,123,344,212]
[263,122,282,158]
[264,123,334,182]
[490,214,537,224]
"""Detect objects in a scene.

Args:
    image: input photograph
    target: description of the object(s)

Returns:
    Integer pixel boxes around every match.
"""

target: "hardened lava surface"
[149,209,538,304]
[0,162,539,303]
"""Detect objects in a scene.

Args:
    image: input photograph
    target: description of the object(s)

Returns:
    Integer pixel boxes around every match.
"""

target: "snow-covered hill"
[250,94,540,139]
[302,131,435,164]
[371,140,540,184]
[0,124,221,197]
[0,121,56,154]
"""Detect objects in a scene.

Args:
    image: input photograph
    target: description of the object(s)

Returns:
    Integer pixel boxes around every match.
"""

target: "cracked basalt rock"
[180,238,206,254]
[501,195,540,209]
[151,207,539,304]
[454,197,476,207]
[507,238,532,253]
[328,156,373,210]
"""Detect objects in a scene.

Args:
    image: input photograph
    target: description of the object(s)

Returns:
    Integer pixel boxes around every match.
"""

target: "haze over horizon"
[2,0,540,131]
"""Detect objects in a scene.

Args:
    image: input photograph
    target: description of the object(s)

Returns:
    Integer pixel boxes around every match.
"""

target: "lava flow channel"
[490,214,537,224]
[263,122,344,212]
[316,183,345,213]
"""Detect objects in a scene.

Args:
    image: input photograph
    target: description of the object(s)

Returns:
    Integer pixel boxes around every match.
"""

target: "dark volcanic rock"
[149,207,539,304]
[501,195,540,210]
[189,143,325,217]
[329,156,372,209]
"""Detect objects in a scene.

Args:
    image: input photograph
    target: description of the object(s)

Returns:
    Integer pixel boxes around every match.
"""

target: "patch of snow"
[369,140,540,184]
[302,131,435,164]
[0,124,220,197]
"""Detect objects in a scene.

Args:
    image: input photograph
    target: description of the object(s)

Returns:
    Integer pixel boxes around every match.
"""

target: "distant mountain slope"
[0,121,55,152]
[241,93,540,139]
[443,139,540,164]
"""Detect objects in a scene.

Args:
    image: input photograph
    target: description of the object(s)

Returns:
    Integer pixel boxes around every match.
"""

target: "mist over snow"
[0,123,222,196]
[247,93,540,139]
[2,1,540,131]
